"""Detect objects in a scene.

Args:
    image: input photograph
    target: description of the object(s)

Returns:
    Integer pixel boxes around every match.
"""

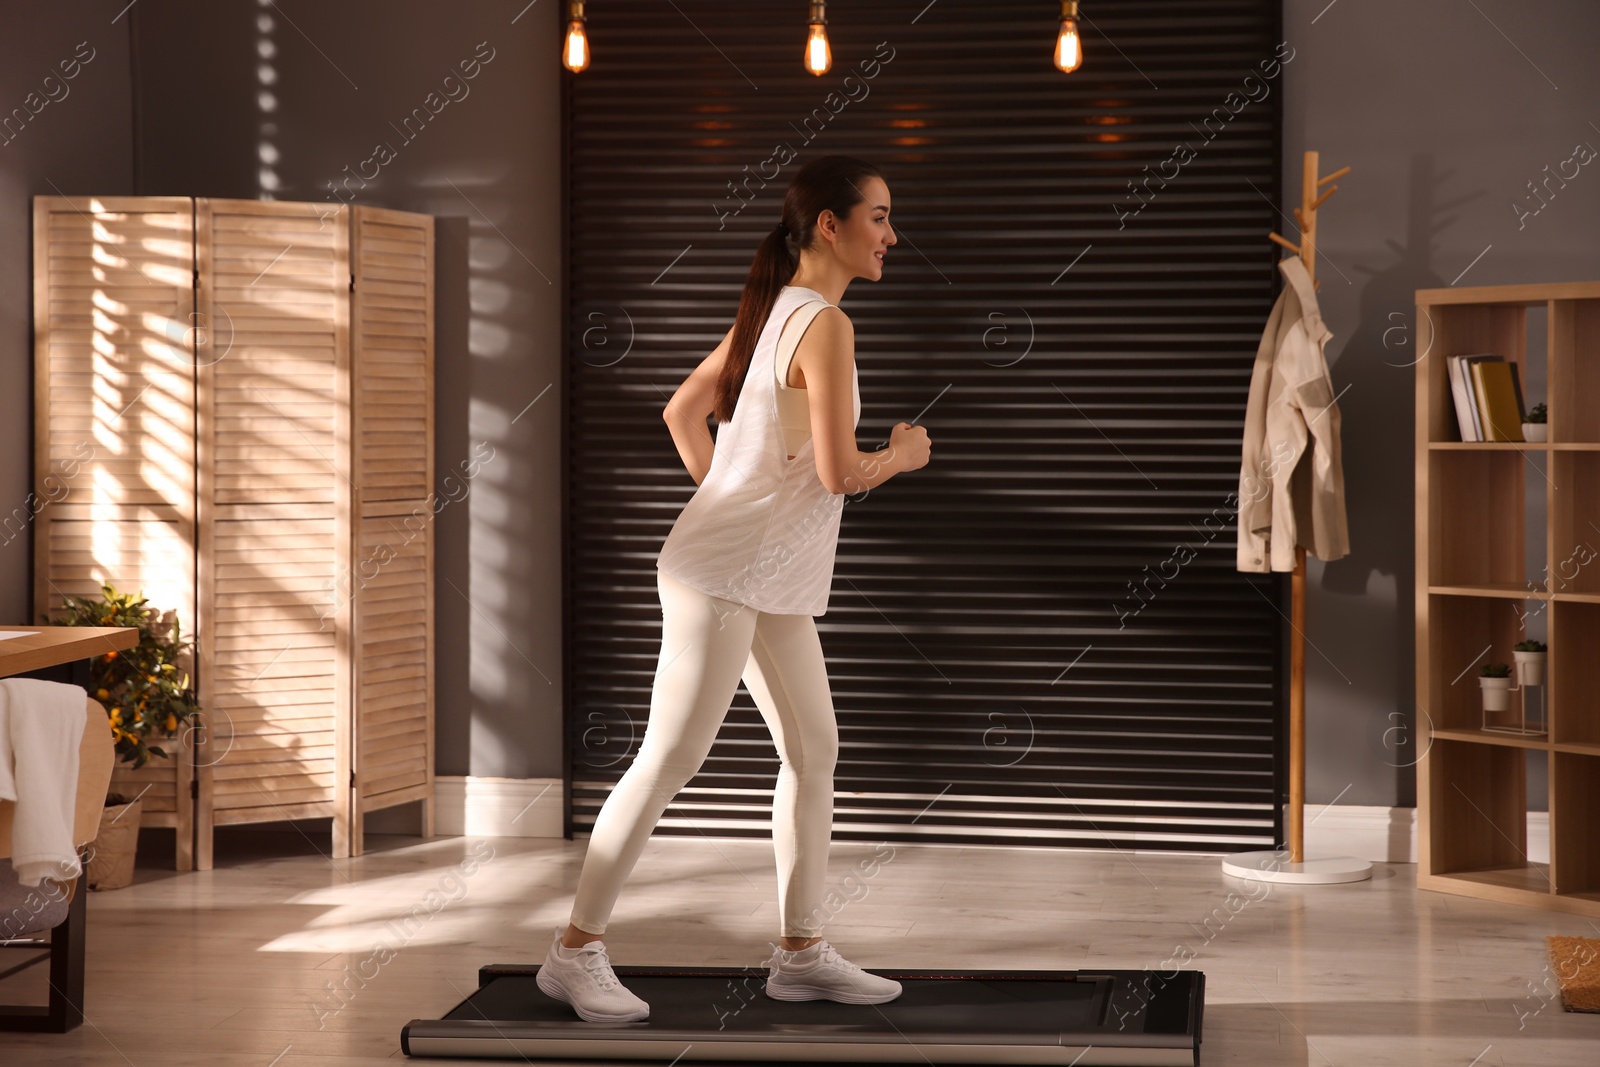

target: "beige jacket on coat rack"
[1236,255,1351,573]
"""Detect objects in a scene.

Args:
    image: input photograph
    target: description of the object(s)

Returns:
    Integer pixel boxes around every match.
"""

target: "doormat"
[1545,935,1600,1013]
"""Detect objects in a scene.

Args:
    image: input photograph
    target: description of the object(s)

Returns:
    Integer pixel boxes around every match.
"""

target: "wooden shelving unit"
[1415,280,1600,917]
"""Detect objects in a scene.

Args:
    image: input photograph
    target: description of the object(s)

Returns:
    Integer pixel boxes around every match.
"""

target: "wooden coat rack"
[1273,150,1348,863]
[1223,150,1371,884]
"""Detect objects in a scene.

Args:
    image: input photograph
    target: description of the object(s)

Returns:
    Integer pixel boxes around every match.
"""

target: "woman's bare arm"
[662,325,735,486]
[796,308,906,495]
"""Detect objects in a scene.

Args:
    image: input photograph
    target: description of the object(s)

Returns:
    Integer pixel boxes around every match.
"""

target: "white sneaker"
[536,927,650,1022]
[763,939,903,1004]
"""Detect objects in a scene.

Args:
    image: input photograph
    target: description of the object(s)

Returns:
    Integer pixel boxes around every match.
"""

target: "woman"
[538,155,931,1023]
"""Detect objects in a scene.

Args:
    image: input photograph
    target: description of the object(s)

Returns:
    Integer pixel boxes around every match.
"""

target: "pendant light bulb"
[1055,1,1083,73]
[805,1,832,76]
[563,0,590,73]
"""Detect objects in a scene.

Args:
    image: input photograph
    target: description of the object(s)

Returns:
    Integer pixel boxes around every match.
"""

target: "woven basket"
[87,797,144,890]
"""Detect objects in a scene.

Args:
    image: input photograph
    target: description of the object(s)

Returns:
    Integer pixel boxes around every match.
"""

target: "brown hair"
[711,154,885,424]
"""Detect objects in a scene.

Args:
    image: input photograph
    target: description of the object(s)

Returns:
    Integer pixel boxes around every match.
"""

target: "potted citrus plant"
[54,584,201,889]
[1523,402,1547,442]
[1513,639,1547,686]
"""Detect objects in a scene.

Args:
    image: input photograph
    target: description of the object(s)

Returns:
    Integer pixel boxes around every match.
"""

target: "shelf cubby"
[1425,594,1541,735]
[1419,739,1547,891]
[1550,753,1600,899]
[1549,298,1600,442]
[1548,449,1600,596]
[1549,600,1600,747]
[1425,450,1527,588]
[1419,302,1527,447]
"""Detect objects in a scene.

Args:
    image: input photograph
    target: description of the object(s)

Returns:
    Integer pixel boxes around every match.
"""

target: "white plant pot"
[1479,676,1514,713]
[1513,650,1546,686]
[1522,422,1547,442]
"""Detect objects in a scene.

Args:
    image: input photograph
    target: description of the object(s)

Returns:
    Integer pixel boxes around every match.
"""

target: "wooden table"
[0,626,138,679]
[0,625,136,1033]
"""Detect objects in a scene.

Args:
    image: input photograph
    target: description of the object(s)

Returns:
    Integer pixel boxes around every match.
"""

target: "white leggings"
[568,568,839,938]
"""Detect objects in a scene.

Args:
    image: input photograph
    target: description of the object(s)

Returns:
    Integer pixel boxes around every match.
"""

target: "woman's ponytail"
[711,155,884,424]
[714,225,795,423]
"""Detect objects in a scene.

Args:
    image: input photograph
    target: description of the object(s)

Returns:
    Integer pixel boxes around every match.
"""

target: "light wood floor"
[2,828,1596,1065]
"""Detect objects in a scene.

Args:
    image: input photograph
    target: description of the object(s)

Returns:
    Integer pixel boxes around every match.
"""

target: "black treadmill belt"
[453,967,1101,1032]
[403,964,1204,1065]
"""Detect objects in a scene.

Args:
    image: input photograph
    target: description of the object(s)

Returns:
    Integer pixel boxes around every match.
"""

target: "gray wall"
[127,0,565,779]
[0,0,563,782]
[0,2,134,616]
[1283,0,1600,807]
[4,1,1597,807]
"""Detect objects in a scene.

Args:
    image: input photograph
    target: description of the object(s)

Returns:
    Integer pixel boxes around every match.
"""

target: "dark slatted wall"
[563,0,1287,852]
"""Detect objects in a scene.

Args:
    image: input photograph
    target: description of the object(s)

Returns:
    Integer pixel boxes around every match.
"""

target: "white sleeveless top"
[656,285,860,615]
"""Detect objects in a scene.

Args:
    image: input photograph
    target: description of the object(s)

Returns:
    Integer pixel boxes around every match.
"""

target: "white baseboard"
[1303,804,1418,863]
[419,783,1550,865]
[431,776,563,837]
[1304,803,1548,864]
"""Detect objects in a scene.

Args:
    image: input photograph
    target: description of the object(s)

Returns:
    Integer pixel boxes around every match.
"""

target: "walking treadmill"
[402,963,1204,1064]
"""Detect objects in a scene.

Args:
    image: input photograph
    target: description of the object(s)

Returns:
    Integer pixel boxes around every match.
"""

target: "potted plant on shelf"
[1513,639,1547,686]
[55,584,202,890]
[1478,662,1514,715]
[1523,402,1547,442]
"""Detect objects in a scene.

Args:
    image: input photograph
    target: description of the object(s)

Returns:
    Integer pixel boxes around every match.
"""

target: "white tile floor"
[2,828,1596,1065]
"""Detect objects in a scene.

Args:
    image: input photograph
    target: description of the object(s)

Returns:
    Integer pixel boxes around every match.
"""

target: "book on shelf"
[1447,355,1478,440]
[1469,359,1525,441]
[1447,354,1528,441]
[1507,361,1527,425]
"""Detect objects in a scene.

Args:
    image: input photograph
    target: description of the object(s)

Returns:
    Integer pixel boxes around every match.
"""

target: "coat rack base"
[1222,851,1373,884]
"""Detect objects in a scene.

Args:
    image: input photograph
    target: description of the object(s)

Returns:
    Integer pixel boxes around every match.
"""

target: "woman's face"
[824,176,896,280]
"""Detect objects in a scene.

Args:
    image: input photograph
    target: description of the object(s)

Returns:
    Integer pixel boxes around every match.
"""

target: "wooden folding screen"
[33,196,434,869]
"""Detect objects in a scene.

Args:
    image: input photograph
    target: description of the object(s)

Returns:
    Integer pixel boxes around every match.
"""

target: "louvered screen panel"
[32,196,197,831]
[565,1,1287,851]
[350,208,433,500]
[48,514,192,826]
[31,196,196,623]
[203,507,341,819]
[196,200,350,838]
[353,509,431,802]
[349,206,434,828]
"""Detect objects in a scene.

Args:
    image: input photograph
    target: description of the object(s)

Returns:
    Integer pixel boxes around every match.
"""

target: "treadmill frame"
[402,963,1204,1065]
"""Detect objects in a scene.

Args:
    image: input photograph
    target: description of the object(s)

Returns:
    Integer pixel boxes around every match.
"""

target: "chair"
[0,695,115,1032]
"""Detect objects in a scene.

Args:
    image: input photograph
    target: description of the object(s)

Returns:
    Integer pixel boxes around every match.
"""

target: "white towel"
[0,679,87,887]
[0,688,14,803]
